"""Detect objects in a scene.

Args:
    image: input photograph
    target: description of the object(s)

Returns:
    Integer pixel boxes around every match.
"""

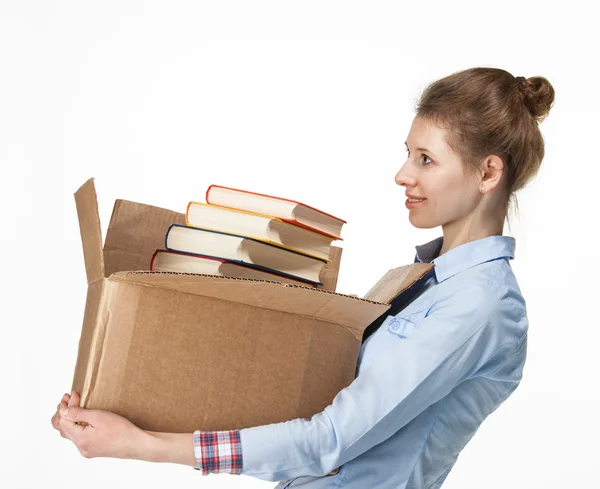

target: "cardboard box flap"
[104,199,186,277]
[74,178,105,284]
[363,262,435,304]
[318,245,342,292]
[111,271,390,341]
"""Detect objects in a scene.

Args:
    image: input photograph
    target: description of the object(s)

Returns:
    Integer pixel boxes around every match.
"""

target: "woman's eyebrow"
[405,141,436,156]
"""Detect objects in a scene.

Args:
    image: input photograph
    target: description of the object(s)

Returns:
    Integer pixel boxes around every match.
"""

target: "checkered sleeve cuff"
[192,430,243,475]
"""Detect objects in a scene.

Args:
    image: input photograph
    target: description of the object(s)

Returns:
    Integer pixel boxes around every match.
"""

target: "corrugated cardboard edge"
[110,271,390,341]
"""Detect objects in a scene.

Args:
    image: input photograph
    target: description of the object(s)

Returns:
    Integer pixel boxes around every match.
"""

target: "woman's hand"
[51,391,149,460]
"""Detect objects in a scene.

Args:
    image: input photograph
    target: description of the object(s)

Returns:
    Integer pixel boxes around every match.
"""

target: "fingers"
[61,404,95,427]
[52,395,69,431]
[52,401,68,431]
[58,406,89,442]
[68,391,81,408]
[52,391,79,433]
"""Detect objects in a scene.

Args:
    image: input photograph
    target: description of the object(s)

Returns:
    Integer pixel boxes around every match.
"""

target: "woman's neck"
[440,213,504,256]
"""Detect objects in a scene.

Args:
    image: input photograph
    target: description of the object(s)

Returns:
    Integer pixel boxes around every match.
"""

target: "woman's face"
[395,116,481,229]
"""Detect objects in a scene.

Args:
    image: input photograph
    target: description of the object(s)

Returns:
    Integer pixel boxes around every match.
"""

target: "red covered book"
[205,184,346,240]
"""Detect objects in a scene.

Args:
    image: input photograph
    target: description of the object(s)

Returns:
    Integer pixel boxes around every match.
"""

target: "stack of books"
[150,185,346,287]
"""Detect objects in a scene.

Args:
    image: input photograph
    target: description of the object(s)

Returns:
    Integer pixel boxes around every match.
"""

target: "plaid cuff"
[192,430,243,475]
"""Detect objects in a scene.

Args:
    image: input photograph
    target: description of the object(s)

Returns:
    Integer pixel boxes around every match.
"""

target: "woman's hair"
[415,67,555,217]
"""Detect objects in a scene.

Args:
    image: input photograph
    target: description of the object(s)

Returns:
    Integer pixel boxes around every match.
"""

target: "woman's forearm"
[141,431,197,467]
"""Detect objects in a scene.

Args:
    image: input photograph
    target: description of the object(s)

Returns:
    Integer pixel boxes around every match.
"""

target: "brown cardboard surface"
[71,279,105,407]
[363,262,435,304]
[81,278,370,432]
[74,179,105,284]
[104,198,186,277]
[318,245,342,292]
[71,178,428,433]
[114,271,385,340]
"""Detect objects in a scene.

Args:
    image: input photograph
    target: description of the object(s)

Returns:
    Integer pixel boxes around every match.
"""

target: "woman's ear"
[480,155,504,192]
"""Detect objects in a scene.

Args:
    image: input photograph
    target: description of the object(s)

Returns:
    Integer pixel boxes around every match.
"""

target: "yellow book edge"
[182,218,332,263]
[187,201,337,242]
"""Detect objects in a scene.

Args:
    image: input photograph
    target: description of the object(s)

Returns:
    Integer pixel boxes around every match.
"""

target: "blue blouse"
[238,235,528,489]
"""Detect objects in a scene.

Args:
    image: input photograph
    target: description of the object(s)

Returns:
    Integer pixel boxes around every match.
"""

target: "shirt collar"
[414,235,516,282]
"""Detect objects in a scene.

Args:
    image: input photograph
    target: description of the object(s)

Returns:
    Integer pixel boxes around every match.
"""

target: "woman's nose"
[395,161,416,187]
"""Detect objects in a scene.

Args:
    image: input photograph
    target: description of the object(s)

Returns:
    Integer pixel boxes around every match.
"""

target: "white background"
[1,1,598,488]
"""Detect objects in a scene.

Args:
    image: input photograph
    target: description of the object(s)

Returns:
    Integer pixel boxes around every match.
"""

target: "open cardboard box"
[71,178,430,433]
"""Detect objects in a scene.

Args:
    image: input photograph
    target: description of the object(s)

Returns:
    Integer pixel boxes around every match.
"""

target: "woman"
[51,67,554,488]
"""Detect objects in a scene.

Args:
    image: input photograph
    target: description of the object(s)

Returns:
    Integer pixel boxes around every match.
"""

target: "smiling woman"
[397,68,554,255]
[52,67,555,489]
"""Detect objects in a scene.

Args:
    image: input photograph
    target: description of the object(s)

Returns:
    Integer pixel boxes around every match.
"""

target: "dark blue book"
[165,224,327,286]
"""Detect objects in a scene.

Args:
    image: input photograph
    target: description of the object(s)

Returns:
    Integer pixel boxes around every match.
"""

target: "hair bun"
[518,76,555,123]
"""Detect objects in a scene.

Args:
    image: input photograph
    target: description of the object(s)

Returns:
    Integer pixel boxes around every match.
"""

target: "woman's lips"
[405,198,426,209]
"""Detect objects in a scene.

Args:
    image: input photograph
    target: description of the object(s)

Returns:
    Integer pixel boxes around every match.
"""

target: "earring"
[480,185,485,193]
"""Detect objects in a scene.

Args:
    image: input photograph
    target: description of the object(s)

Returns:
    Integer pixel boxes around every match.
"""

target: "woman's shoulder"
[430,258,526,324]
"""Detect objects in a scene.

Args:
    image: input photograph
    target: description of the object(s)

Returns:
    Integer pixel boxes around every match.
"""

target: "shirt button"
[389,318,400,331]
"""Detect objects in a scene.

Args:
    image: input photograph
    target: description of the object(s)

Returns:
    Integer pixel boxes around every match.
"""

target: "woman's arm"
[142,431,196,467]
[52,392,196,467]
[235,283,523,481]
[54,282,522,480]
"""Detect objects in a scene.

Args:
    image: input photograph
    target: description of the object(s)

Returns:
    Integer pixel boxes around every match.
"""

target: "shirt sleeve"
[192,430,243,474]
[236,283,521,482]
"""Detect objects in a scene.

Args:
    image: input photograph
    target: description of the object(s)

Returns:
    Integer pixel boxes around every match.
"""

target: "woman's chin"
[408,213,438,229]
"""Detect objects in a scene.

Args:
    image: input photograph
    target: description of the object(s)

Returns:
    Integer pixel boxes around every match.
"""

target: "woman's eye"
[405,147,432,165]
[421,154,432,165]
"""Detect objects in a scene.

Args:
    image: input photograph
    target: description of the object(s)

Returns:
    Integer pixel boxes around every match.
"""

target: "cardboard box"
[71,178,413,433]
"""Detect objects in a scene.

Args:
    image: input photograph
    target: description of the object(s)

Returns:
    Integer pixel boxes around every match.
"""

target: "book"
[205,184,346,240]
[150,249,317,286]
[185,201,334,261]
[165,224,327,285]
